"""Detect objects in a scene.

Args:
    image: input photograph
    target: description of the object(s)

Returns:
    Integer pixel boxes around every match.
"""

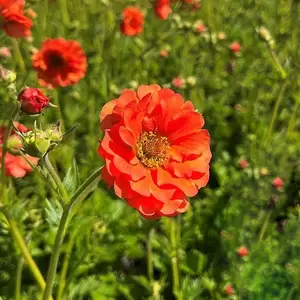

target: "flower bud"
[22,131,51,158]
[237,246,248,257]
[0,66,16,83]
[18,88,50,115]
[6,135,22,155]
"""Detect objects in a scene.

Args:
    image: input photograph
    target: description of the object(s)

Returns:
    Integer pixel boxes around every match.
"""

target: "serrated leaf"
[45,198,63,227]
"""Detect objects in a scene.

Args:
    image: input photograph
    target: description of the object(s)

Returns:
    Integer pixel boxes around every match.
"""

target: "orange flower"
[1,8,32,38]
[154,0,172,20]
[237,246,248,257]
[0,0,32,38]
[99,85,211,219]
[120,7,144,36]
[229,42,241,53]
[0,0,24,11]
[32,38,87,88]
[0,123,38,178]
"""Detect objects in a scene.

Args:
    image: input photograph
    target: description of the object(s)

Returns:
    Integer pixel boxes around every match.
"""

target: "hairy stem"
[43,155,69,204]
[169,218,182,300]
[56,231,77,300]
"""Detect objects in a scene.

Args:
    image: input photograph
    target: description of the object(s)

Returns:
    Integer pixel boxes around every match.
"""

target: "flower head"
[272,177,283,190]
[160,49,169,57]
[18,87,50,115]
[1,7,32,38]
[0,47,11,57]
[0,122,38,178]
[237,246,248,257]
[229,41,241,53]
[32,38,87,88]
[154,0,172,20]
[120,7,144,36]
[98,85,211,219]
[239,159,248,169]
[172,77,184,88]
[224,284,234,295]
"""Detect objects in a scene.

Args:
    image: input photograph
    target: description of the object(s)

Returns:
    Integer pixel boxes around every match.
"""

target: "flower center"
[47,52,65,68]
[136,131,170,168]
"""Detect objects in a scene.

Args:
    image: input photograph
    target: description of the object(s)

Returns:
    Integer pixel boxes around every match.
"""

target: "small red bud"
[237,246,248,257]
[272,177,283,190]
[18,88,50,115]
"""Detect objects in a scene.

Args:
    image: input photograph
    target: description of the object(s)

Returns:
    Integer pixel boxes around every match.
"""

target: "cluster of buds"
[13,122,63,158]
[257,26,275,49]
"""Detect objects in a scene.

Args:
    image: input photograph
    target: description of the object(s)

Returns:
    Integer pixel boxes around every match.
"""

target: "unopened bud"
[7,135,22,155]
[22,131,51,158]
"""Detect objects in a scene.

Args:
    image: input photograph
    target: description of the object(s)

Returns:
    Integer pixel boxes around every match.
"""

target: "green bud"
[22,131,51,158]
[6,135,22,155]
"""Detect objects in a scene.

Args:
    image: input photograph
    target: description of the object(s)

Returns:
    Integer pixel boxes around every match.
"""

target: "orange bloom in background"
[195,22,206,33]
[32,38,87,88]
[172,77,184,88]
[237,246,248,257]
[1,9,32,38]
[0,123,38,178]
[120,7,144,36]
[224,284,234,295]
[160,49,169,57]
[99,85,211,219]
[154,0,172,20]
[0,0,32,38]
[272,177,283,190]
[239,159,248,169]
[0,0,25,11]
[229,42,241,53]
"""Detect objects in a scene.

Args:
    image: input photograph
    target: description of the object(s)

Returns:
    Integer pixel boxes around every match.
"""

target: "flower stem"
[147,228,154,282]
[42,208,71,300]
[1,210,48,293]
[42,166,103,300]
[15,256,24,300]
[169,218,182,300]
[259,210,272,242]
[43,155,69,204]
[265,80,287,145]
[267,46,287,79]
[56,231,77,300]
[1,105,19,190]
[60,0,70,26]
[11,39,25,73]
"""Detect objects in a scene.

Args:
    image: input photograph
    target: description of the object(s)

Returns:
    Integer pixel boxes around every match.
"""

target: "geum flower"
[99,85,211,219]
[154,0,172,20]
[32,38,87,88]
[0,122,38,178]
[120,7,144,36]
[0,0,32,38]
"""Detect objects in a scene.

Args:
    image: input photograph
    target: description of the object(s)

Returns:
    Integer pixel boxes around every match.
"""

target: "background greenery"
[1,0,300,299]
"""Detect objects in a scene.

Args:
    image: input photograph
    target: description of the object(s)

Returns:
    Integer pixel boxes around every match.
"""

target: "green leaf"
[63,159,80,194]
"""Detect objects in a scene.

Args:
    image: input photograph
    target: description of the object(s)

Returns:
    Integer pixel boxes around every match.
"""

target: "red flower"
[237,246,248,257]
[98,85,211,219]
[1,7,32,38]
[272,177,283,189]
[32,38,87,88]
[154,0,172,20]
[160,49,169,57]
[239,159,248,169]
[0,123,38,178]
[0,47,11,58]
[18,88,50,115]
[0,0,24,11]
[172,77,184,88]
[120,7,144,36]
[229,42,241,53]
[195,23,206,33]
[224,284,234,295]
